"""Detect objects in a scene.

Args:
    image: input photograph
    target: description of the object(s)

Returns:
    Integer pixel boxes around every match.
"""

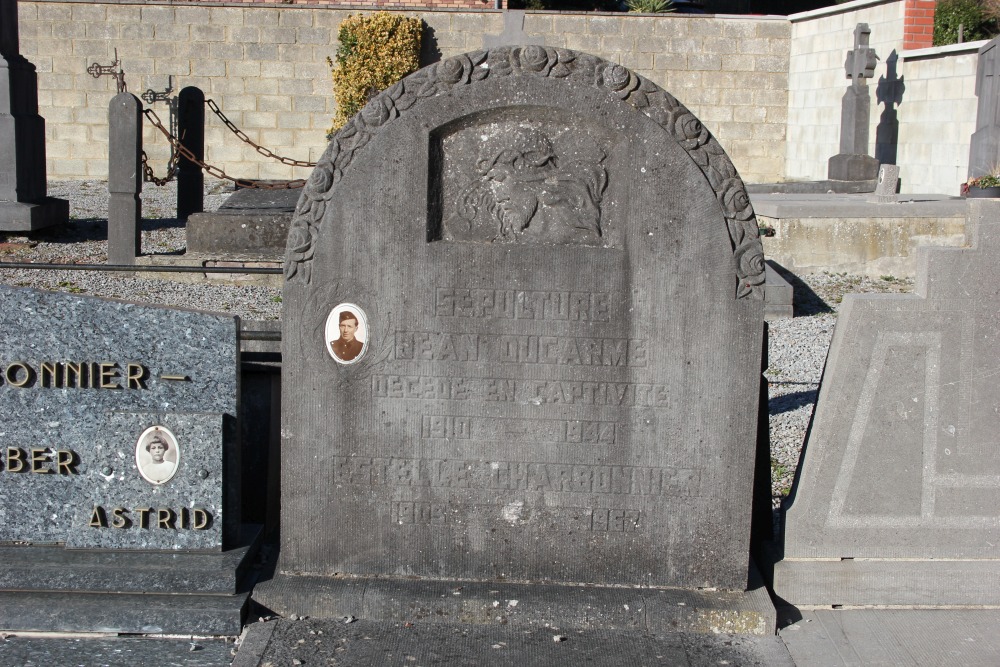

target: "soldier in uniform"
[330,310,364,362]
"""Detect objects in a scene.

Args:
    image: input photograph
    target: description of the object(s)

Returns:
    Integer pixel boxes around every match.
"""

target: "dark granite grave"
[0,0,68,231]
[257,47,771,633]
[0,286,258,634]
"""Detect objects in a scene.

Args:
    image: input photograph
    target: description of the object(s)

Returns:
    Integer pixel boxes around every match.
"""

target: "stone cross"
[828,23,880,181]
[844,23,878,89]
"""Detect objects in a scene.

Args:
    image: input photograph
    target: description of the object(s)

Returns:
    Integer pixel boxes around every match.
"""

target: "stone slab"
[0,526,260,594]
[280,47,766,594]
[746,180,877,195]
[0,197,68,231]
[185,187,298,255]
[775,200,1000,605]
[0,590,249,635]
[219,187,300,212]
[0,286,241,550]
[252,567,777,636]
[232,618,794,667]
[133,254,283,288]
[0,634,237,666]
[764,261,793,320]
[779,609,1000,667]
[186,212,292,255]
[749,193,966,219]
[828,153,879,182]
[772,557,1000,607]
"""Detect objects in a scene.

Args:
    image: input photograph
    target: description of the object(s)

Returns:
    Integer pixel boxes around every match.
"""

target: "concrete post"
[177,86,204,221]
[108,92,142,265]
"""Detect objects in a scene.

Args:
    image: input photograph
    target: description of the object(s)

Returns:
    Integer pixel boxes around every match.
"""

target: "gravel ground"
[0,180,917,506]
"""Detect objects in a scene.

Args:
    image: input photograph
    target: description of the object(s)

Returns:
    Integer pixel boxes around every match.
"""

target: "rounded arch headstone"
[280,47,765,592]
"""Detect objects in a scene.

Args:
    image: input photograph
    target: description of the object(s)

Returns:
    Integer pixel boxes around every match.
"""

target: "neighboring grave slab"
[0,286,254,633]
[968,36,1000,179]
[0,286,240,549]
[186,188,298,256]
[275,47,767,601]
[773,200,1000,606]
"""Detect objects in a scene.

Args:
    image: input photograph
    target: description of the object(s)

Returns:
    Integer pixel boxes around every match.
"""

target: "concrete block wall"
[18,2,789,185]
[895,43,983,195]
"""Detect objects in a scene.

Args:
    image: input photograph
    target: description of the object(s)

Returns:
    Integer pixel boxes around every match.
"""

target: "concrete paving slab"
[779,609,1000,666]
[232,618,795,667]
[0,634,236,667]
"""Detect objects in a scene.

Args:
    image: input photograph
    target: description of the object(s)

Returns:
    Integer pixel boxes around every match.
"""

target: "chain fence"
[141,102,312,190]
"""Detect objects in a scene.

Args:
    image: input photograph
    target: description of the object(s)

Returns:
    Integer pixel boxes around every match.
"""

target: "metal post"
[108,92,142,265]
[177,86,204,221]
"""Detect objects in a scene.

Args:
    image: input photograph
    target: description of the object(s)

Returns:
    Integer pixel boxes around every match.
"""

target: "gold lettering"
[56,450,77,475]
[30,448,53,474]
[40,362,58,387]
[64,362,84,388]
[99,362,120,389]
[179,507,188,529]
[90,363,99,388]
[6,447,26,473]
[112,507,130,528]
[89,506,108,528]
[136,507,152,529]
[126,363,146,389]
[157,508,175,529]
[5,362,33,387]
[192,509,210,530]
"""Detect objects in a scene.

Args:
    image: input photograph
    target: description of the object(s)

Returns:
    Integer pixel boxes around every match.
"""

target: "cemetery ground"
[0,179,915,517]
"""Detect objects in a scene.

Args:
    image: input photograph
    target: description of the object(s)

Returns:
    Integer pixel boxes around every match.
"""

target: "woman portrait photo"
[135,426,180,485]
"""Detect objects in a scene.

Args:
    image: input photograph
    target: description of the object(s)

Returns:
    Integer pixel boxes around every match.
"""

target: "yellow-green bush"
[327,12,423,136]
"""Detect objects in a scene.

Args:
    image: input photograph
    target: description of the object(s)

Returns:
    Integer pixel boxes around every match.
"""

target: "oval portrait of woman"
[135,425,180,485]
[325,303,368,365]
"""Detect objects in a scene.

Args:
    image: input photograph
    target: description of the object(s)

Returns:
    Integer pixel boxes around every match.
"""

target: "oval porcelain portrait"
[325,303,368,365]
[135,425,180,485]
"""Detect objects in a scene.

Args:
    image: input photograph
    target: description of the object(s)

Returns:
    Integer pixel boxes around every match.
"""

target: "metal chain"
[142,107,305,190]
[140,146,181,186]
[205,98,317,168]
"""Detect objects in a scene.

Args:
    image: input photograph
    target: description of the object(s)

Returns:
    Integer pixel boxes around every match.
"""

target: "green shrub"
[327,12,422,136]
[933,0,995,46]
[626,0,676,11]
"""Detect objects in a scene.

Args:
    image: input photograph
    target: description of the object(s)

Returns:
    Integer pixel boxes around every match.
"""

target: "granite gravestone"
[0,286,240,550]
[773,200,1000,606]
[968,36,1000,180]
[828,24,880,183]
[275,48,766,602]
[0,286,256,634]
[0,0,68,231]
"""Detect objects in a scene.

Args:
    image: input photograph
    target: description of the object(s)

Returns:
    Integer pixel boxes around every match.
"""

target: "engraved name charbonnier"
[395,332,647,366]
[0,361,149,389]
[332,456,700,497]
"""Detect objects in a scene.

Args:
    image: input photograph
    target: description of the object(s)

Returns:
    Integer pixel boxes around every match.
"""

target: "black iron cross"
[87,48,127,93]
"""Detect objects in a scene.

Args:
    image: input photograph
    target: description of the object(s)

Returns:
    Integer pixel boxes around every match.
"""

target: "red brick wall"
[903,0,935,50]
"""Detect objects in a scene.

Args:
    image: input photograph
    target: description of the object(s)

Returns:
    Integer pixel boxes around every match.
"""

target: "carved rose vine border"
[285,46,766,300]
